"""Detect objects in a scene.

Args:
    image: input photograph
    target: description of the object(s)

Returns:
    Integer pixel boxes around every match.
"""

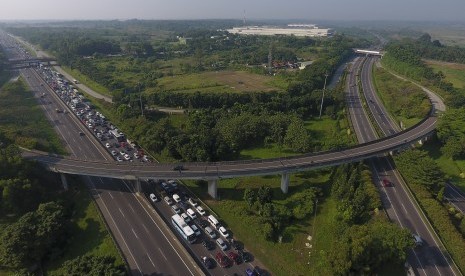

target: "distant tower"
[243,10,247,26]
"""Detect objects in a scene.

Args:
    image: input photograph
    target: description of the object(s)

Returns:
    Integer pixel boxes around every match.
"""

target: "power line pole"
[319,73,329,119]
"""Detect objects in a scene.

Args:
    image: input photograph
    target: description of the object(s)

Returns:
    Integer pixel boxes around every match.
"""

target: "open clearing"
[158,71,285,93]
[425,59,465,89]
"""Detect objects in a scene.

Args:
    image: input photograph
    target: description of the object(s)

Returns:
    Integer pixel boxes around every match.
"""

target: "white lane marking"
[401,203,408,214]
[158,248,168,261]
[147,254,156,268]
[132,228,139,239]
[120,180,195,276]
[142,223,150,234]
[118,208,125,218]
[86,176,143,276]
[109,192,114,199]
[129,203,136,214]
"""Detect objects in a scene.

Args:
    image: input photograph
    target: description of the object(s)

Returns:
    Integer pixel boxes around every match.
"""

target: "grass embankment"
[425,60,465,89]
[185,169,339,275]
[46,177,125,275]
[372,66,430,129]
[0,78,65,154]
[62,66,112,97]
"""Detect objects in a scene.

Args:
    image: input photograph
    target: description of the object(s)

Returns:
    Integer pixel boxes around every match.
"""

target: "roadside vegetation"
[381,31,465,273]
[372,66,430,128]
[0,79,65,153]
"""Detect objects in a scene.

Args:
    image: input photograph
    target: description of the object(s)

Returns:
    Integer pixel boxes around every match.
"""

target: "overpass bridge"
[24,115,437,198]
[354,49,384,56]
[5,57,57,69]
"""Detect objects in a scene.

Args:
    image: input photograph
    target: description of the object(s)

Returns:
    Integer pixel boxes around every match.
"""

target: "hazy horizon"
[1,0,464,22]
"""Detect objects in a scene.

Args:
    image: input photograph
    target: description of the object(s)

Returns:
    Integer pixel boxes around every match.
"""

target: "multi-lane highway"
[353,55,458,276]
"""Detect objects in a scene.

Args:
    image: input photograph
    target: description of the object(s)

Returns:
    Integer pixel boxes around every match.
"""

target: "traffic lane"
[380,157,455,276]
[94,177,198,275]
[151,189,256,275]
[445,183,465,213]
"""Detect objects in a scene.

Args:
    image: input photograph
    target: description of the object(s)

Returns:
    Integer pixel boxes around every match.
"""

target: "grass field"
[157,71,285,93]
[425,60,465,89]
[184,169,337,275]
[62,66,113,97]
[46,177,125,275]
[0,78,65,153]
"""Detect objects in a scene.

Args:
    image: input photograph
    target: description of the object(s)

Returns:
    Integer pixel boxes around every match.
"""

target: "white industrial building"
[227,24,332,37]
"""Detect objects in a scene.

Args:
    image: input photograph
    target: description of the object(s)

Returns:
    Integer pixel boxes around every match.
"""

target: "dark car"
[231,239,242,250]
[238,250,252,262]
[202,239,215,250]
[202,256,215,269]
[228,251,241,265]
[215,252,231,268]
[198,219,209,228]
[173,164,184,171]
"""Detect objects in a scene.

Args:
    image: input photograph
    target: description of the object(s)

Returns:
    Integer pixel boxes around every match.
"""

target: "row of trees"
[394,149,465,271]
[437,108,465,160]
[0,142,125,274]
[327,163,414,275]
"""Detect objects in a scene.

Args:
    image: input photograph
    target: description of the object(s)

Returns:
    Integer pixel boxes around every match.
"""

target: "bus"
[171,214,196,243]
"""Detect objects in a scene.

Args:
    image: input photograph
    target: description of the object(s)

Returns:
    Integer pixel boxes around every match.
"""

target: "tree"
[243,188,255,209]
[257,185,273,206]
[284,118,311,152]
[61,255,125,276]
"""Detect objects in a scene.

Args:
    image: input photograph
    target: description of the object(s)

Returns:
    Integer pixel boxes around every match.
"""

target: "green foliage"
[284,117,312,153]
[0,202,66,270]
[60,255,125,276]
[327,220,414,276]
[394,149,445,194]
[243,188,255,209]
[288,188,318,220]
[331,163,381,224]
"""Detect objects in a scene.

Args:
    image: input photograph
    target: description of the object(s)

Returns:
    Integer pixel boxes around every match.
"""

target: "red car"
[382,179,392,187]
[215,252,231,268]
[228,251,242,264]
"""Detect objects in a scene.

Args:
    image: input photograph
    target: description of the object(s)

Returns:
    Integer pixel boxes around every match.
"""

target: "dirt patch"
[424,59,465,70]
[204,71,278,92]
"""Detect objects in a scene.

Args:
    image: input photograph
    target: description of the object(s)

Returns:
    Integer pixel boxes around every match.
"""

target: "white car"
[195,205,206,216]
[218,226,229,239]
[188,198,198,207]
[181,212,191,223]
[116,156,123,162]
[124,154,131,161]
[149,193,159,203]
[105,143,111,148]
[216,238,228,251]
[164,196,174,205]
[111,150,117,156]
[186,208,197,220]
[172,193,181,203]
[191,224,201,236]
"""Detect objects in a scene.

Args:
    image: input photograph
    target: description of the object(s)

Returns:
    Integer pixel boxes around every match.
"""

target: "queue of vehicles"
[35,64,152,163]
[146,179,264,275]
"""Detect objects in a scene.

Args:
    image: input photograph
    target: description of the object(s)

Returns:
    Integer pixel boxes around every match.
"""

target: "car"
[133,152,140,159]
[105,143,111,148]
[173,165,184,171]
[215,252,231,268]
[172,193,181,203]
[186,208,197,220]
[382,178,392,187]
[188,198,198,207]
[228,251,241,265]
[116,156,123,162]
[191,224,201,236]
[124,154,131,161]
[78,131,85,136]
[246,268,255,276]
[196,205,206,216]
[172,205,182,214]
[149,193,159,203]
[202,239,215,250]
[413,234,424,246]
[241,251,252,262]
[202,256,215,269]
[231,239,242,250]
[164,196,174,205]
[111,150,117,156]
[198,219,209,228]
[204,226,216,239]
[218,226,229,239]
[216,238,228,251]
[178,201,188,211]
[181,212,191,223]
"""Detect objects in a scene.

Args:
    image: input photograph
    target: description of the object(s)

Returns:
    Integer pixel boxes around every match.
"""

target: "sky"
[0,0,464,22]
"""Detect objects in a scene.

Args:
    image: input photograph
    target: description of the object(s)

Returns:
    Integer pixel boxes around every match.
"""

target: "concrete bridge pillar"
[135,178,142,193]
[418,139,423,145]
[208,179,218,200]
[60,173,68,190]
[281,173,290,194]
